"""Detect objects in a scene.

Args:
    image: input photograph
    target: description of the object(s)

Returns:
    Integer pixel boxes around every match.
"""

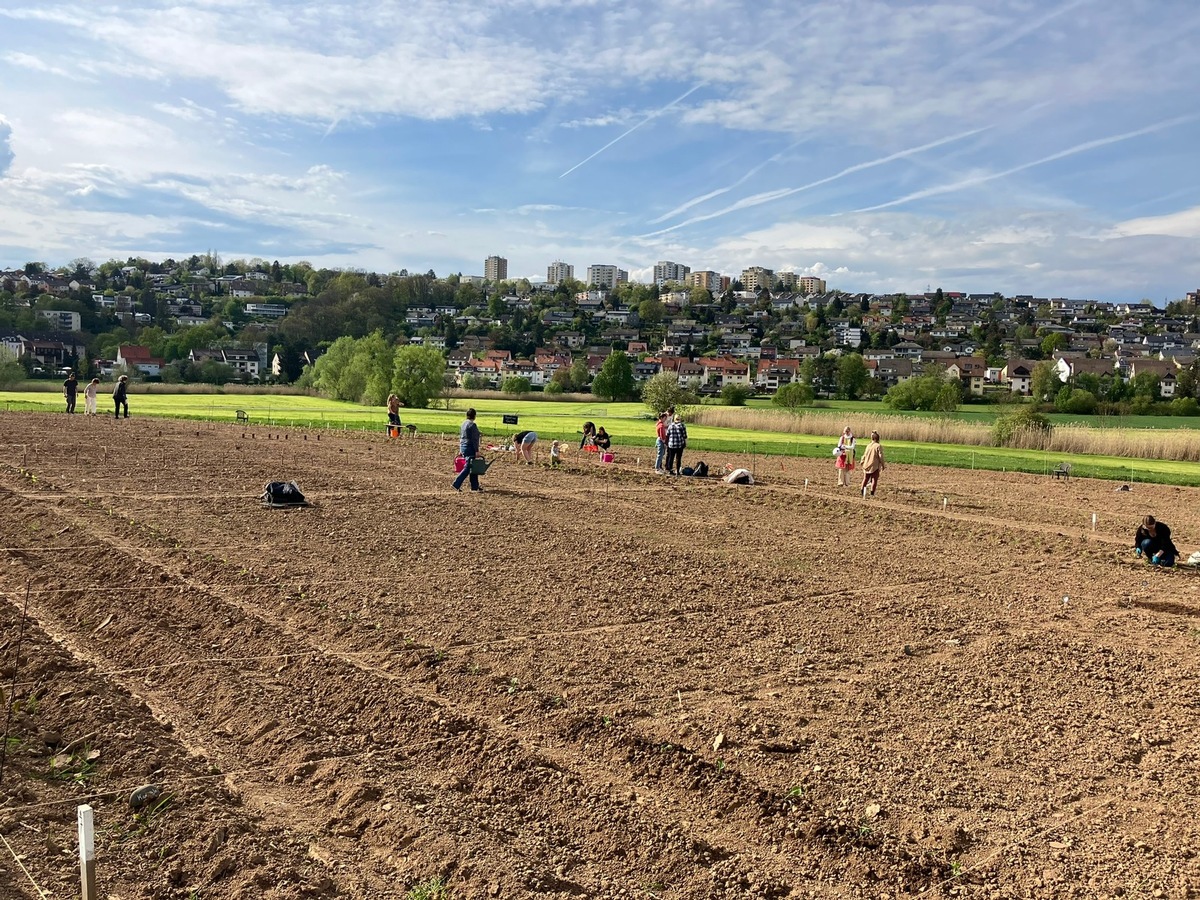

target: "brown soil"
[2,413,1199,900]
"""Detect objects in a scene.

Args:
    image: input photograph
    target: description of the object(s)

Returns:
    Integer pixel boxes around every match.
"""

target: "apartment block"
[586,264,628,290]
[484,255,508,282]
[685,270,727,292]
[547,261,574,284]
[653,261,691,286]
[741,266,774,291]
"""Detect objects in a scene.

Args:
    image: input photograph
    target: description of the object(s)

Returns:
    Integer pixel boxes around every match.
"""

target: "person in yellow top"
[859,431,885,498]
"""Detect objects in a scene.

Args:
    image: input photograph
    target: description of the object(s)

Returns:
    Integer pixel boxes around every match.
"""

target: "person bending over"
[512,430,538,464]
[1134,515,1178,567]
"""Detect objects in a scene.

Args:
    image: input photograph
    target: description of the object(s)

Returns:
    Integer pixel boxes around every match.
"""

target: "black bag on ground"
[261,481,306,506]
[681,466,695,477]
[693,461,709,477]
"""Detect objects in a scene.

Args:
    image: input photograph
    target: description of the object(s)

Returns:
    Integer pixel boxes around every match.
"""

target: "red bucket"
[601,452,614,463]
[454,456,467,473]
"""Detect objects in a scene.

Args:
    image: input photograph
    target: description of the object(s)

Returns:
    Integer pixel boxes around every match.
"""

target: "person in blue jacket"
[453,408,483,492]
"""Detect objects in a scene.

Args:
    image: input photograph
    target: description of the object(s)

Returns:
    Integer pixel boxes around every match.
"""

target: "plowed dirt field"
[2,413,1200,900]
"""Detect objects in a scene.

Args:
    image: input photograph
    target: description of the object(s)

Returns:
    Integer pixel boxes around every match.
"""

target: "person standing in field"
[63,372,78,414]
[386,393,403,427]
[859,431,885,497]
[112,375,130,419]
[665,414,688,476]
[835,426,856,487]
[654,410,670,473]
[452,407,483,492]
[82,377,100,415]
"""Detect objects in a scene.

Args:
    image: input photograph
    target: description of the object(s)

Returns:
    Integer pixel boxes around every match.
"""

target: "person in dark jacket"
[665,414,688,476]
[453,408,483,492]
[1134,515,1178,567]
[112,375,129,419]
[63,372,78,414]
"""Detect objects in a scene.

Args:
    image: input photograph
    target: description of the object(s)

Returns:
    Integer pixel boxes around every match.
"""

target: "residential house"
[944,357,987,396]
[117,345,165,377]
[244,303,289,318]
[36,310,82,331]
[633,360,660,380]
[866,358,914,388]
[756,358,801,391]
[501,358,544,387]
[1001,359,1037,395]
[697,356,751,388]
[1052,356,1118,386]
[446,349,473,370]
[1126,358,1178,397]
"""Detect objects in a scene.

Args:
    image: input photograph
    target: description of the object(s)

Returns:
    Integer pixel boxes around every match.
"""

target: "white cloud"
[2,51,79,79]
[1111,206,1200,239]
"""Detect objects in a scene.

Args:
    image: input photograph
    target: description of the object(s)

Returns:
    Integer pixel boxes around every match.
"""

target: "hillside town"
[2,254,1199,407]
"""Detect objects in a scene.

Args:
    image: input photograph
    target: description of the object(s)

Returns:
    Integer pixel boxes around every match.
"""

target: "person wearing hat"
[113,375,130,419]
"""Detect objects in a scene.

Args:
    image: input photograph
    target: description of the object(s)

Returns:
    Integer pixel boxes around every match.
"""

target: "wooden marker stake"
[78,804,96,900]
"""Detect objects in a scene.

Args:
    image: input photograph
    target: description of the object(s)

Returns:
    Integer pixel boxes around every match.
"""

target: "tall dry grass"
[689,407,1200,461]
[692,407,988,445]
[133,383,313,396]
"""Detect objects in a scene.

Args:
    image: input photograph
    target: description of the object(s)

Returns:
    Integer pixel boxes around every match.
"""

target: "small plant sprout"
[949,859,964,878]
[506,677,520,695]
[406,876,449,900]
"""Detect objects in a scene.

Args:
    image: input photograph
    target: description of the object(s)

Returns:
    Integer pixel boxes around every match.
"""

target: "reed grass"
[689,406,1200,462]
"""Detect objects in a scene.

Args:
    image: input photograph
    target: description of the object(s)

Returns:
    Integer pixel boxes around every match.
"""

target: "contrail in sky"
[559,82,706,179]
[855,114,1196,213]
[940,0,1094,76]
[640,126,989,237]
[649,138,807,224]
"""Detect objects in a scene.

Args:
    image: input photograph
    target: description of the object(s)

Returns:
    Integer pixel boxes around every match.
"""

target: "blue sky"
[1,0,1198,302]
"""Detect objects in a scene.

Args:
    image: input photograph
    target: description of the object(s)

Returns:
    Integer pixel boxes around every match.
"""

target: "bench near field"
[1053,462,1072,480]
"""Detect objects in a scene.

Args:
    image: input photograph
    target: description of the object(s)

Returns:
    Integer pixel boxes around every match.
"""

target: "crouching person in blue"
[453,407,483,493]
[1134,515,1178,567]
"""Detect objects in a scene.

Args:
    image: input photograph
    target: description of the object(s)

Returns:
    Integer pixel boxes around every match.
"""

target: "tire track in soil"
[0,476,862,898]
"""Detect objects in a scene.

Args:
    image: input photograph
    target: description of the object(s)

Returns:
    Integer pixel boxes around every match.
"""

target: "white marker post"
[943,497,947,511]
[1092,512,1098,531]
[78,804,96,900]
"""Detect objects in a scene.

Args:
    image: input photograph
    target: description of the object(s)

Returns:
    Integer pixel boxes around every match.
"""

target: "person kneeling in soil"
[1134,515,1178,567]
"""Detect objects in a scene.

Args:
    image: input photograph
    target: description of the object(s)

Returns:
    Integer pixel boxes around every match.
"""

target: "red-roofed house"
[117,345,165,377]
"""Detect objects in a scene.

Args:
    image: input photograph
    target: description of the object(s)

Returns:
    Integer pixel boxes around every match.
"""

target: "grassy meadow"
[3,388,1199,485]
